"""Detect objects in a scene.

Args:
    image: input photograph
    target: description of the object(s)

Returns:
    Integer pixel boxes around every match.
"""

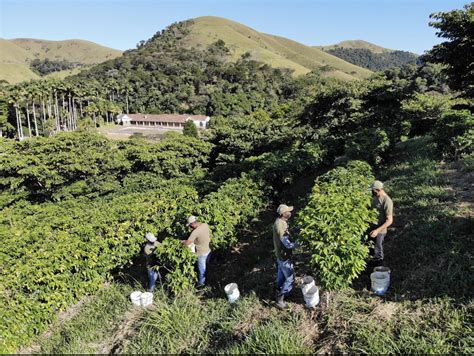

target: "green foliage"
[0,182,198,353]
[155,238,198,295]
[423,3,474,97]
[345,128,390,166]
[401,92,464,136]
[182,119,198,138]
[0,132,130,202]
[433,109,474,158]
[30,58,80,76]
[297,161,377,290]
[327,47,419,71]
[119,131,213,179]
[198,175,266,249]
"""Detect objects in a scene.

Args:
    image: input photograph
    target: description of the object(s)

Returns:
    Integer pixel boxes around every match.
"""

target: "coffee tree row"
[296,161,378,290]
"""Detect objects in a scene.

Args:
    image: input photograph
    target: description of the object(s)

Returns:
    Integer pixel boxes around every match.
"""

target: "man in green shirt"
[181,215,211,288]
[370,180,394,262]
[273,204,300,309]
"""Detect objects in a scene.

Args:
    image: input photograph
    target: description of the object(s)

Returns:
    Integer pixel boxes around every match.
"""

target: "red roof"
[125,114,209,123]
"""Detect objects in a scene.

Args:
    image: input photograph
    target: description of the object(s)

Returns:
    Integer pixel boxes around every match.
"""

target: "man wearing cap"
[369,180,394,262]
[144,232,162,292]
[181,216,211,288]
[273,204,300,309]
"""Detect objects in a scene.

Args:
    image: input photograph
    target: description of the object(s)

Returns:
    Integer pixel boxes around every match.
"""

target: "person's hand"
[369,229,379,238]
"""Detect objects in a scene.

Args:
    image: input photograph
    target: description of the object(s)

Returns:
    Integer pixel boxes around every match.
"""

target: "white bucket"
[374,266,391,282]
[301,276,315,295]
[303,285,319,308]
[130,291,142,306]
[371,271,390,295]
[140,292,153,307]
[188,243,196,253]
[224,283,240,303]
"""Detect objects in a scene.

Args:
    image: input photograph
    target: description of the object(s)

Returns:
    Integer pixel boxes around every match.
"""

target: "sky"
[0,0,468,54]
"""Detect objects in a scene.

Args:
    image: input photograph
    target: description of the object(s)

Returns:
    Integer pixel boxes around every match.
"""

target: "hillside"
[315,39,419,71]
[182,16,372,79]
[316,40,392,53]
[0,38,122,84]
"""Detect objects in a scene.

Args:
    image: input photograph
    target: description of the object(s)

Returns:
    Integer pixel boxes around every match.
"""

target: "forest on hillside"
[325,47,420,71]
[0,3,472,354]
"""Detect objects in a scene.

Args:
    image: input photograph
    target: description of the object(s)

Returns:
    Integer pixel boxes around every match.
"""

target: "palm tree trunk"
[25,102,32,137]
[54,92,60,131]
[15,105,24,140]
[32,101,39,136]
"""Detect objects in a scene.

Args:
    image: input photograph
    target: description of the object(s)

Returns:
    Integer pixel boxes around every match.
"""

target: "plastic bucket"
[301,276,315,295]
[140,292,153,307]
[130,291,142,306]
[371,272,390,295]
[224,283,240,303]
[188,243,196,254]
[374,266,391,281]
[303,285,319,308]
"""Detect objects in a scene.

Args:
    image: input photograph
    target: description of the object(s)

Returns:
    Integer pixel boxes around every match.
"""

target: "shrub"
[296,161,377,290]
[433,109,473,158]
[345,128,390,166]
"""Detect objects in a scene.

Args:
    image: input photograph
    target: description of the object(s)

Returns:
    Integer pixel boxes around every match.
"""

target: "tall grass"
[34,283,133,354]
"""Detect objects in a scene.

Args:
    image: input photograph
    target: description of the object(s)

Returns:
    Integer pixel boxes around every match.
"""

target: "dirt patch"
[372,301,398,321]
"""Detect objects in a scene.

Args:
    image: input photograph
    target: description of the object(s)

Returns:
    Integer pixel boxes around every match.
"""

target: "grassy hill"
[0,38,122,84]
[316,40,393,53]
[182,16,372,80]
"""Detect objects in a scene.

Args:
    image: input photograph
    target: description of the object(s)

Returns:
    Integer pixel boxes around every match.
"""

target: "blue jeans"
[276,258,295,296]
[147,268,162,292]
[197,252,211,286]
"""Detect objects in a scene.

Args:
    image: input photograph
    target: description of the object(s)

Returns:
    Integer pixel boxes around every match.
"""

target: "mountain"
[316,40,393,54]
[181,17,372,80]
[0,38,122,84]
[315,40,419,71]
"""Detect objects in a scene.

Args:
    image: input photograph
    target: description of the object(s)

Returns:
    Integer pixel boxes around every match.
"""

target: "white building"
[116,114,210,130]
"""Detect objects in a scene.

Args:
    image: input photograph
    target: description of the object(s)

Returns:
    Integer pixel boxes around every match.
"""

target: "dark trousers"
[374,233,386,260]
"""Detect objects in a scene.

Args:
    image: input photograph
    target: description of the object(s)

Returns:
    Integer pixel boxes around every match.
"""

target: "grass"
[315,136,474,353]
[21,135,472,354]
[0,38,121,84]
[319,291,473,354]
[124,290,315,354]
[31,283,134,354]
[184,16,372,79]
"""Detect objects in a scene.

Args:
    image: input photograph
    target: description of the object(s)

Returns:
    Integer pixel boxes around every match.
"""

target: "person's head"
[145,232,157,243]
[370,180,385,197]
[277,204,294,219]
[186,215,199,230]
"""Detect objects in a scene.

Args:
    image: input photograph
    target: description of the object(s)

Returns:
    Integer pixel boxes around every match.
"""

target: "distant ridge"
[0,38,122,84]
[182,16,372,80]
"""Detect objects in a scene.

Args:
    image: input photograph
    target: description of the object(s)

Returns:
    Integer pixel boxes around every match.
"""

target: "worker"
[144,232,162,292]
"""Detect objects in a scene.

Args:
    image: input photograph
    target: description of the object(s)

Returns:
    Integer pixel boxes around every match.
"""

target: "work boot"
[276,294,287,310]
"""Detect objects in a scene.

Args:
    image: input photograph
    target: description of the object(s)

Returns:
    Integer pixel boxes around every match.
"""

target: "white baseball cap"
[145,232,157,243]
[277,204,294,215]
[186,215,197,226]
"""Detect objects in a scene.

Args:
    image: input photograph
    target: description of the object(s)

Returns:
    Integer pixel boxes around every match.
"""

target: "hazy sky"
[0,0,468,54]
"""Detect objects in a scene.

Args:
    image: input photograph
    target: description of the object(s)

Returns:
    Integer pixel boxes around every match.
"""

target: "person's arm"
[281,235,300,249]
[370,216,393,237]
[277,220,299,249]
[181,229,197,246]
